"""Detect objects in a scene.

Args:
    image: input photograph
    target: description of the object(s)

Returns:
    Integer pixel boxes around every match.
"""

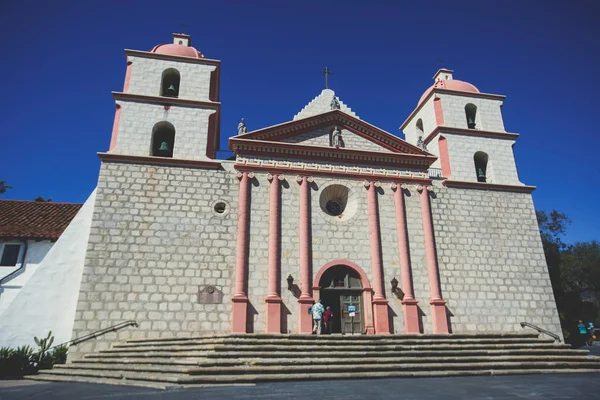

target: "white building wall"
[444,134,521,184]
[402,97,437,146]
[112,101,216,160]
[282,127,394,153]
[126,55,216,101]
[0,240,54,317]
[294,89,358,120]
[438,93,506,132]
[0,191,96,349]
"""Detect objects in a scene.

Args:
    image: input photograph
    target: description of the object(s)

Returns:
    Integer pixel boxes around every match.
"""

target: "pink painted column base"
[372,298,391,334]
[430,299,449,334]
[231,296,248,333]
[402,299,420,334]
[298,298,314,333]
[363,290,375,334]
[265,296,282,333]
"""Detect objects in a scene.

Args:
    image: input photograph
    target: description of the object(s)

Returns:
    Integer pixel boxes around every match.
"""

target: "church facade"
[62,34,560,358]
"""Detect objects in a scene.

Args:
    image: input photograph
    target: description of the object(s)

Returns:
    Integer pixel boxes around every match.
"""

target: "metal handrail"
[48,320,138,352]
[520,321,561,342]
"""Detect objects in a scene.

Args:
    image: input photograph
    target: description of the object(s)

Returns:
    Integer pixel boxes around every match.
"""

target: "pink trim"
[234,164,432,185]
[392,184,420,333]
[206,110,219,159]
[98,153,222,169]
[438,136,451,178]
[424,126,519,145]
[265,174,283,332]
[433,96,444,126]
[108,105,122,151]
[112,92,220,108]
[442,180,536,193]
[366,181,391,334]
[232,172,251,333]
[419,187,449,334]
[313,259,375,335]
[298,176,313,333]
[123,61,132,92]
[125,49,220,66]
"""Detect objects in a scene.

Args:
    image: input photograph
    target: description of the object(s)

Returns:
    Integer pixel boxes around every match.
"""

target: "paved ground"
[1,373,600,400]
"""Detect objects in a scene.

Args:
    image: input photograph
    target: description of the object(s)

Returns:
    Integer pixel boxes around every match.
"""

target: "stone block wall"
[443,134,521,185]
[431,186,562,337]
[112,101,216,160]
[70,161,238,360]
[438,94,505,132]
[126,55,216,102]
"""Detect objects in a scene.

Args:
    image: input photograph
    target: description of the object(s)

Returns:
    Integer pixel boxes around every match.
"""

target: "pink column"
[297,175,314,333]
[392,183,420,333]
[265,173,283,333]
[364,180,390,334]
[232,171,252,333]
[419,185,449,334]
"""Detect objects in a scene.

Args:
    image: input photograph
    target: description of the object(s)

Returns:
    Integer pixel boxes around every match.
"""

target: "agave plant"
[34,331,54,367]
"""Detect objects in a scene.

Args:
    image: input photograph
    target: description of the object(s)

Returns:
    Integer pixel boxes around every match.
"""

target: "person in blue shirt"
[578,320,590,347]
[311,299,325,335]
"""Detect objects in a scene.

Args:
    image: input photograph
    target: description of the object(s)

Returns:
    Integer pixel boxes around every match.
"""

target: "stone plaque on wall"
[197,285,223,304]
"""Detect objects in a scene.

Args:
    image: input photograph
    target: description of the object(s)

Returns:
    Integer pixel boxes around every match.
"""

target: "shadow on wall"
[446,307,454,334]
[387,305,397,334]
[281,302,292,334]
[246,302,258,333]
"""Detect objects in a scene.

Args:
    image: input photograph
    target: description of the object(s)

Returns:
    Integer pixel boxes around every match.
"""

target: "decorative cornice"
[442,180,536,193]
[113,92,220,109]
[400,89,506,130]
[424,126,519,145]
[98,152,222,169]
[231,110,429,156]
[236,164,432,185]
[125,49,221,66]
[231,138,436,169]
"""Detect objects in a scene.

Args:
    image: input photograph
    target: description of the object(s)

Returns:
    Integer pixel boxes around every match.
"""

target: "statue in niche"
[416,136,427,151]
[332,126,343,148]
[237,118,247,135]
[330,96,340,110]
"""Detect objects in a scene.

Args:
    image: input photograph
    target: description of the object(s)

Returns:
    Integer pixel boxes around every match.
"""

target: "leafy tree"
[0,181,12,195]
[560,241,600,295]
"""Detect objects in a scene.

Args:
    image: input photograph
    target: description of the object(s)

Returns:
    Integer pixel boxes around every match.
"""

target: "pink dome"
[150,43,205,59]
[418,79,479,106]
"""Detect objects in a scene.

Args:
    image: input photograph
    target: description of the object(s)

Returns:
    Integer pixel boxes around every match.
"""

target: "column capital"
[296,175,312,184]
[237,171,254,180]
[416,184,423,193]
[391,182,409,192]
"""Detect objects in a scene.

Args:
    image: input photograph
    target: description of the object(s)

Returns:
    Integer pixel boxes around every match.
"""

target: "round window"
[214,202,227,214]
[325,200,343,216]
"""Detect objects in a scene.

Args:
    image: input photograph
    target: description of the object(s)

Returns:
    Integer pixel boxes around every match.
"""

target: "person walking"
[312,299,325,335]
[578,320,590,347]
[323,306,334,334]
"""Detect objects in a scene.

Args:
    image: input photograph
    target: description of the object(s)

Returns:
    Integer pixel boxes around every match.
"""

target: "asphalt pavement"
[1,372,600,400]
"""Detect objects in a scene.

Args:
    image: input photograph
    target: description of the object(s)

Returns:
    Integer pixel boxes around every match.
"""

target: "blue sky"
[0,1,598,243]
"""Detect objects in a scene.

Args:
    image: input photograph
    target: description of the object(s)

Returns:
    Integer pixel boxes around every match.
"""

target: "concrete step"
[36,364,600,385]
[55,358,600,375]
[64,355,600,371]
[98,342,570,355]
[113,337,553,349]
[83,348,588,360]
[24,374,177,390]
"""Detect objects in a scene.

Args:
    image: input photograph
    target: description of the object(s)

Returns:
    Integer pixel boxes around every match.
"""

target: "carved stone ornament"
[416,184,424,193]
[248,172,255,179]
[267,173,274,182]
[307,176,314,183]
[390,183,398,190]
[401,183,409,190]
[427,185,434,192]
[374,181,381,188]
[363,180,371,189]
[278,174,285,181]
[197,285,223,304]
[296,175,303,184]
[236,171,244,179]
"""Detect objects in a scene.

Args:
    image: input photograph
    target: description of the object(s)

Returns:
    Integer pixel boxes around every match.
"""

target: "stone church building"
[0,34,561,358]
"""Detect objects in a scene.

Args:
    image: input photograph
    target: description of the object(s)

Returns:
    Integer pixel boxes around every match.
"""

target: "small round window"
[325,200,343,216]
[214,202,227,214]
[319,184,357,222]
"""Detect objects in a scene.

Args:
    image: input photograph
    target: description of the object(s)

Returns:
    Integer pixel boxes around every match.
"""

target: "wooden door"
[340,292,363,334]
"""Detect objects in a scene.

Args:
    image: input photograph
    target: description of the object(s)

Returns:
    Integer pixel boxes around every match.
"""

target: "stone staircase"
[28,333,600,389]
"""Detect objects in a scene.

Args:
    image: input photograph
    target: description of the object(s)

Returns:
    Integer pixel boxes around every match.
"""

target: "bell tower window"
[474,151,488,182]
[160,68,180,98]
[416,119,424,137]
[465,103,477,129]
[151,121,175,158]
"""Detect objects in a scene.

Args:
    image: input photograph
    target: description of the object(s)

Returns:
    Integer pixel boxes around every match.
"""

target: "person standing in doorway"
[312,299,325,335]
[323,306,333,334]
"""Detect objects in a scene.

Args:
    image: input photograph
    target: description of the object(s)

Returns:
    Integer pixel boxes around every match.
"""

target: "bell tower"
[400,69,523,186]
[107,33,221,160]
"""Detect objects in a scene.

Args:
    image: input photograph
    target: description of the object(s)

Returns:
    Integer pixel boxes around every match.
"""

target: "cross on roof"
[321,67,333,89]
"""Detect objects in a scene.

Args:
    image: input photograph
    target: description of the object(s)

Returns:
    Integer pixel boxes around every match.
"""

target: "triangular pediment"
[231,110,429,156]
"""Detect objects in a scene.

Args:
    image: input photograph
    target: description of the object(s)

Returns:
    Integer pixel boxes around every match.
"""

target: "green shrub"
[0,345,35,377]
[49,345,68,366]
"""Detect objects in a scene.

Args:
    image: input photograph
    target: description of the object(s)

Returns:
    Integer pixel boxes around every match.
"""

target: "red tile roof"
[0,200,83,240]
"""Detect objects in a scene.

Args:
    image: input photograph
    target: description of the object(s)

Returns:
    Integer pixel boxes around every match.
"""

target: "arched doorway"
[314,261,373,334]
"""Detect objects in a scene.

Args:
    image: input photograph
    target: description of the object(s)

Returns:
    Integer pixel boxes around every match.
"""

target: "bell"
[158,141,169,152]
[467,117,476,129]
[477,168,486,182]
[166,84,177,96]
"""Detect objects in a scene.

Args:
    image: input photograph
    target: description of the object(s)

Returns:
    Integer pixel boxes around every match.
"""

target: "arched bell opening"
[465,103,477,129]
[160,68,180,98]
[474,151,489,182]
[315,262,371,334]
[151,121,175,158]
